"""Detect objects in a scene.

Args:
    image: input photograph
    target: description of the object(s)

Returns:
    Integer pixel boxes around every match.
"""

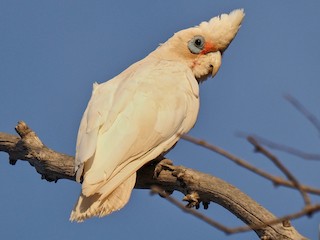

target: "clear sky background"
[1,1,320,239]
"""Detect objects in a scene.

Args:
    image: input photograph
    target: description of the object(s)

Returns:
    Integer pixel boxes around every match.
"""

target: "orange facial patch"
[200,42,217,55]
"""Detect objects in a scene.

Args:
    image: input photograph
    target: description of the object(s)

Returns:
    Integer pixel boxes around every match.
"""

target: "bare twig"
[181,134,279,178]
[231,204,320,234]
[247,136,311,207]
[237,133,320,160]
[151,186,233,234]
[181,134,320,195]
[152,185,318,236]
[285,94,320,135]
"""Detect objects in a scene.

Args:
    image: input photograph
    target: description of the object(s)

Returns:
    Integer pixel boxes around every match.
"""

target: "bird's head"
[152,9,244,82]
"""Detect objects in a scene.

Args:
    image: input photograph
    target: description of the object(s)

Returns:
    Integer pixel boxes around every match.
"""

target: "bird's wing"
[76,59,199,195]
[74,60,144,176]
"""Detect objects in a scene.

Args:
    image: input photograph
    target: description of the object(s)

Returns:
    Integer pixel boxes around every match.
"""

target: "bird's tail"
[70,173,136,222]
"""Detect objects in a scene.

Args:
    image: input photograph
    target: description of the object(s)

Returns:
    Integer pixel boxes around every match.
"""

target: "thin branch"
[151,186,233,234]
[284,94,320,135]
[231,204,320,234]
[181,134,320,195]
[181,134,278,178]
[247,136,311,207]
[237,132,320,160]
[152,185,319,236]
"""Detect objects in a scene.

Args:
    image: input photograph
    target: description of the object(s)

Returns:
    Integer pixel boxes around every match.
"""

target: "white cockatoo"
[70,9,244,222]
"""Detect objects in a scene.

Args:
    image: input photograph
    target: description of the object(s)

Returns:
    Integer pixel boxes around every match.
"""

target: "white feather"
[70,9,244,222]
[70,59,199,221]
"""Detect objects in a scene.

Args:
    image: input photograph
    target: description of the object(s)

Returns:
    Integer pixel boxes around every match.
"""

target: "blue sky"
[1,1,320,239]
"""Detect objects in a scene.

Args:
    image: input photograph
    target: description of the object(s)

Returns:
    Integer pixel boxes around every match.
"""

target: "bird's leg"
[153,159,210,209]
[183,191,211,210]
[153,158,174,178]
[171,167,210,210]
[152,157,175,197]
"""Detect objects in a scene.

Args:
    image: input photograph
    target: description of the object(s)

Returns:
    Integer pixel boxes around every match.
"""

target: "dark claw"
[203,201,210,210]
[41,174,58,183]
[9,158,17,165]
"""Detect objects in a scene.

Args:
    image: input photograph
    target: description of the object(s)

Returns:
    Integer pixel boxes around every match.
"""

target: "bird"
[70,9,245,222]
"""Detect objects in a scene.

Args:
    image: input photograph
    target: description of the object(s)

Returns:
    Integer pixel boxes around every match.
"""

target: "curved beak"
[211,51,222,77]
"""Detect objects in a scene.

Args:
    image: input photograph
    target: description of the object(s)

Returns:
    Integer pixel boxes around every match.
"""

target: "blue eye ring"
[188,35,205,54]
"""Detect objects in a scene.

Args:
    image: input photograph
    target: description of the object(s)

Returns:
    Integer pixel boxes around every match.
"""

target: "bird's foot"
[41,173,59,183]
[183,192,200,209]
[183,192,210,210]
[153,158,174,178]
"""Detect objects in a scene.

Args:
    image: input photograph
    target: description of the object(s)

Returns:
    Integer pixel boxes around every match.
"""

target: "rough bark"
[0,122,307,239]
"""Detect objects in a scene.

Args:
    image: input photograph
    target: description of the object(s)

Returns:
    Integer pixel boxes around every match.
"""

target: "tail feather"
[70,173,136,222]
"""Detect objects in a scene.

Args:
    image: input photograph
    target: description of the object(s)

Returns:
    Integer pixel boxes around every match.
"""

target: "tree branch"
[0,121,307,239]
[182,134,320,195]
[284,94,320,135]
[247,136,312,207]
[237,133,320,161]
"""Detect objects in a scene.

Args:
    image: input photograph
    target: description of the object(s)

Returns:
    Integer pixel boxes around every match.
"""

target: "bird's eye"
[188,35,205,54]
